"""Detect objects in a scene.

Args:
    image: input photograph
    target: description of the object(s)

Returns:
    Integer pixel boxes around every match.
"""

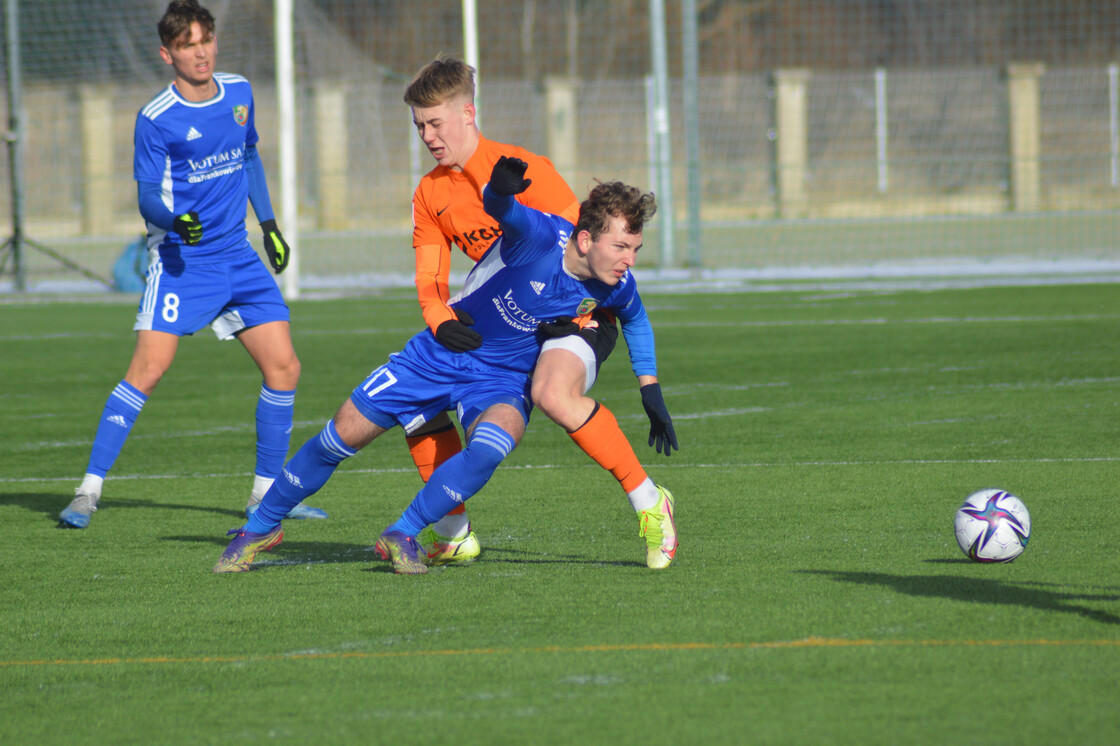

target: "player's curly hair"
[158,0,215,47]
[575,181,658,241]
[404,56,476,108]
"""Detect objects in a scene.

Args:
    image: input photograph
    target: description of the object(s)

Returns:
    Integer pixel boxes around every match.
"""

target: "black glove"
[172,211,202,245]
[640,382,678,457]
[537,317,581,339]
[489,156,531,196]
[260,219,290,274]
[435,308,482,352]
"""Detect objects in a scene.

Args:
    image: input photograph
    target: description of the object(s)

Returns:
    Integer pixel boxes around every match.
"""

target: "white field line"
[3,313,1119,344]
[3,456,1116,486]
[9,370,1117,451]
[7,261,1120,298]
[0,327,420,343]
[654,314,1120,329]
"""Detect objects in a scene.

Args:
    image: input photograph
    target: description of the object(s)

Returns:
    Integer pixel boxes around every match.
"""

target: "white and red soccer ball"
[954,489,1031,563]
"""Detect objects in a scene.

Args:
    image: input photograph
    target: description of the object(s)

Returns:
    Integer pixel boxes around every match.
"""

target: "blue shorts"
[349,335,532,434]
[134,249,288,339]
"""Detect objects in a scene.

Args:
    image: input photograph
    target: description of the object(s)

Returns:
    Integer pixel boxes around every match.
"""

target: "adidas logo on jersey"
[107,415,128,428]
[186,126,202,141]
[530,281,546,295]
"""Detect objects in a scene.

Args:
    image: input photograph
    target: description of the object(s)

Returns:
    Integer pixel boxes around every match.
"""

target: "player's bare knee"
[264,352,300,390]
[125,361,170,395]
[533,384,590,431]
[281,354,301,387]
[531,378,566,419]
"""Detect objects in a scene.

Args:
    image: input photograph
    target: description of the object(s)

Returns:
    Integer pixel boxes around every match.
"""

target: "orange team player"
[401,56,679,568]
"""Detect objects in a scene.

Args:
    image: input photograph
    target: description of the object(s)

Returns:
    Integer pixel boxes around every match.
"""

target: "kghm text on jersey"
[453,223,502,250]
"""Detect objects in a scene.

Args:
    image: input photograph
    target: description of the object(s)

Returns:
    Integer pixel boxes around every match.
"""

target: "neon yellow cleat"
[637,486,677,569]
[212,527,284,573]
[418,526,481,566]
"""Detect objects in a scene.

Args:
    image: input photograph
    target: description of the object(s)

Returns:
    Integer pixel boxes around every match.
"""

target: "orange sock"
[406,426,467,516]
[568,403,648,493]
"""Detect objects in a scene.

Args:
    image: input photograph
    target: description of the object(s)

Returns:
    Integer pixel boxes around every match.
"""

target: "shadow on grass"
[0,492,243,524]
[171,534,394,573]
[482,546,639,568]
[803,570,1120,626]
[170,535,634,570]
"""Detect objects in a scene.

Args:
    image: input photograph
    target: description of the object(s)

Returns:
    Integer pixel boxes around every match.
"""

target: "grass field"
[1,282,1118,745]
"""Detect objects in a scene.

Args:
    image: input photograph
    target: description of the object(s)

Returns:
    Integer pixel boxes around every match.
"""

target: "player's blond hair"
[403,56,476,108]
[576,182,658,241]
[158,0,215,47]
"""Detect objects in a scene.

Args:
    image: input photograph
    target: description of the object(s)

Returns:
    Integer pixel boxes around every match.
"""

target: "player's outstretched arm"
[244,145,290,273]
[619,307,674,455]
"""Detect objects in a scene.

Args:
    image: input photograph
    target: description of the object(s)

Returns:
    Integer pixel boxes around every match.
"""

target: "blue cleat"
[59,490,99,529]
[284,503,329,520]
[245,500,328,520]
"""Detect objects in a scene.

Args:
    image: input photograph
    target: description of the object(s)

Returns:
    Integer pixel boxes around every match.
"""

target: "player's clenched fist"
[172,211,203,245]
[488,156,532,196]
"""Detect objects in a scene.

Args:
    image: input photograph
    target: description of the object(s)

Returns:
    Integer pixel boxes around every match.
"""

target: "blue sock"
[245,420,356,533]
[388,422,516,537]
[86,381,147,477]
[255,384,295,480]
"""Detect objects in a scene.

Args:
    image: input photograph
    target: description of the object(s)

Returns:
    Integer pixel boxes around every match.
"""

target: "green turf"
[1,284,1118,745]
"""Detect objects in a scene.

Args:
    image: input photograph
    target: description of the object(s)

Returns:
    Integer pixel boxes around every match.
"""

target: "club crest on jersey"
[232,105,249,126]
[577,298,599,316]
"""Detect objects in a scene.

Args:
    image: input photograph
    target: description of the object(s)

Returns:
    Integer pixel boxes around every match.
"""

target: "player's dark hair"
[158,0,215,47]
[404,55,476,108]
[576,182,658,241]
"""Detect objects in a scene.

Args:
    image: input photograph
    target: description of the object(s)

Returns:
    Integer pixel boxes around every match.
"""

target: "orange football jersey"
[411,135,579,333]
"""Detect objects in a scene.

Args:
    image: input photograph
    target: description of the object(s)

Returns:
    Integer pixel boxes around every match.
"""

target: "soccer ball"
[953,489,1031,562]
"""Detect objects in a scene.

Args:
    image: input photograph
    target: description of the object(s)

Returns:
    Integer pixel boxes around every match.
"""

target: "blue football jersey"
[425,196,657,377]
[134,73,258,259]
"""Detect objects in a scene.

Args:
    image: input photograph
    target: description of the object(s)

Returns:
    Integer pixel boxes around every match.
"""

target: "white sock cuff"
[627,478,659,512]
[251,474,275,501]
[431,512,471,540]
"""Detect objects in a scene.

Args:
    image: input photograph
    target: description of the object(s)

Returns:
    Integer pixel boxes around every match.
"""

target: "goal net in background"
[2,0,1118,293]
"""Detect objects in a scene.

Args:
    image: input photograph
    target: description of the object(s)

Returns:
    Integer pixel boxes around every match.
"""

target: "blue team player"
[214,156,679,573]
[59,0,325,528]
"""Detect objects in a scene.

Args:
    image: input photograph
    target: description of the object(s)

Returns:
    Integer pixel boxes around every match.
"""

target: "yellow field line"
[3,637,1118,669]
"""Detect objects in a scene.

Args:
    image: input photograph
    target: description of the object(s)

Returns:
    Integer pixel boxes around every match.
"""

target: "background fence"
[2,0,1119,292]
